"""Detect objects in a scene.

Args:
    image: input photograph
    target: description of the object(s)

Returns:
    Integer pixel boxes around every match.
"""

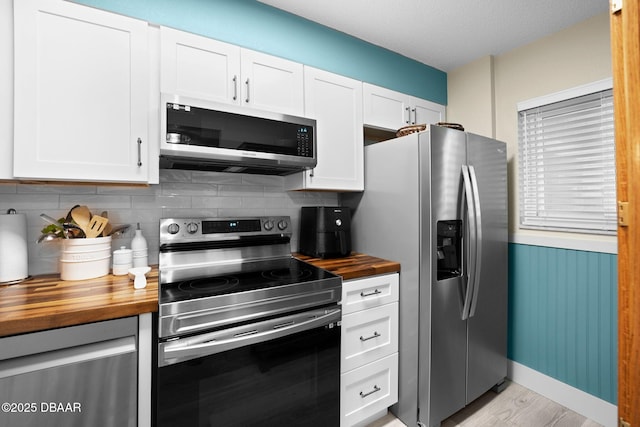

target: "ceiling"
[257,0,609,72]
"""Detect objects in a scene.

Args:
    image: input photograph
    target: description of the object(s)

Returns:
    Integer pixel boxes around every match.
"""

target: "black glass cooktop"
[160,258,336,304]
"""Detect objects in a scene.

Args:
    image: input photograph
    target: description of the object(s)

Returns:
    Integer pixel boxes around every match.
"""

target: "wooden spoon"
[70,205,91,234]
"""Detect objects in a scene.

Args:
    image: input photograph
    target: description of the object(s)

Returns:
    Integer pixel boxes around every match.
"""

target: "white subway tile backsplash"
[0,194,61,211]
[161,182,218,196]
[59,194,133,210]
[18,184,97,195]
[191,171,243,185]
[218,184,265,198]
[0,183,18,194]
[159,170,193,183]
[241,174,283,187]
[14,170,339,275]
[191,196,242,209]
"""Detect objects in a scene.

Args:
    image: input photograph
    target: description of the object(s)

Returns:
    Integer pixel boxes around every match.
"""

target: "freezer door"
[420,125,468,427]
[465,133,508,404]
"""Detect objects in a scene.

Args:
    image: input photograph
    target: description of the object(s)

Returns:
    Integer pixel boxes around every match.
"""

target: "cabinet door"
[363,83,412,131]
[363,83,446,131]
[160,26,241,105]
[342,273,399,315]
[240,49,304,116]
[1,0,13,179]
[341,353,398,427]
[342,302,398,372]
[286,67,363,191]
[14,0,149,182]
[412,96,446,126]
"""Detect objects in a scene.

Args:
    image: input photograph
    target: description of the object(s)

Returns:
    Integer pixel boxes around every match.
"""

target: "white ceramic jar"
[112,246,133,276]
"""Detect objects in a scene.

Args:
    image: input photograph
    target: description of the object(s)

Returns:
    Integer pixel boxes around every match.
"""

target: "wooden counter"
[0,253,397,338]
[0,268,158,338]
[295,252,400,281]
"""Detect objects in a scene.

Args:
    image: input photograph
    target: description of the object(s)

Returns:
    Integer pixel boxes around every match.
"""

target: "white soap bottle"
[131,223,148,268]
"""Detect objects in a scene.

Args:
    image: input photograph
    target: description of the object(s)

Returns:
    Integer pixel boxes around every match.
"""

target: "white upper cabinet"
[160,27,304,116]
[1,0,14,180]
[363,82,445,132]
[13,0,150,183]
[286,67,364,192]
[240,49,304,116]
[160,26,241,105]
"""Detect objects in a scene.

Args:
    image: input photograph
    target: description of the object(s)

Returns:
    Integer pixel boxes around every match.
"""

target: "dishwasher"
[0,317,138,427]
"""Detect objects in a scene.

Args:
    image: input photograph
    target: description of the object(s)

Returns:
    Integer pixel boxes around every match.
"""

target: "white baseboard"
[508,360,617,427]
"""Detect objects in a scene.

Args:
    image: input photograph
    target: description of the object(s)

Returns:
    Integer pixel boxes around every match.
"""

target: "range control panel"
[160,217,291,243]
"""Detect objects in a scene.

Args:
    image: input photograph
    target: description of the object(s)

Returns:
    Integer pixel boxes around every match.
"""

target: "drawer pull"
[360,289,382,298]
[360,385,381,398]
[360,331,381,342]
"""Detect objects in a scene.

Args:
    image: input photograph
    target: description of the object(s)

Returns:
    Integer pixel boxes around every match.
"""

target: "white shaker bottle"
[131,223,148,268]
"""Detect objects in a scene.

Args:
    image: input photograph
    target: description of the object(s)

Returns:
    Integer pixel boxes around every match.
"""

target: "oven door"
[156,306,341,427]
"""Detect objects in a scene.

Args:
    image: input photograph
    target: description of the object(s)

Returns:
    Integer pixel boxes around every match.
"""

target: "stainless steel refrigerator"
[345,125,508,427]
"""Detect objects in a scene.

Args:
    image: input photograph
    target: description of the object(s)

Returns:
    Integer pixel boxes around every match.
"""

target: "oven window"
[157,324,340,427]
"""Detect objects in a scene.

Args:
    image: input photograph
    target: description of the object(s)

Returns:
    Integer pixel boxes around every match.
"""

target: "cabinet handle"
[359,331,381,342]
[411,108,416,125]
[233,75,238,101]
[405,106,410,124]
[360,289,382,298]
[245,78,250,103]
[360,385,381,398]
[137,138,142,167]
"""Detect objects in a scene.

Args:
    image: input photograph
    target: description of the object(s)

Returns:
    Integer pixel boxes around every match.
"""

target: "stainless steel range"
[155,216,342,427]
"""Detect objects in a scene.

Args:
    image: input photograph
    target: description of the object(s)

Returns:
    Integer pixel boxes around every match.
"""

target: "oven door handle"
[159,307,341,367]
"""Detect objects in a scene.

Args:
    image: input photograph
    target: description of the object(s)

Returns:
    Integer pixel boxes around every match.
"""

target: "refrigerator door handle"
[468,165,483,318]
[461,165,477,321]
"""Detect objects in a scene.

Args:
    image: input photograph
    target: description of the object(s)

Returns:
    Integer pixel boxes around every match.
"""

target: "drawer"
[342,273,398,314]
[341,353,398,427]
[341,302,398,373]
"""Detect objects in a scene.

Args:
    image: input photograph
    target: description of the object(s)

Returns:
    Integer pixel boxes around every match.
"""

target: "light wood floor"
[366,381,603,427]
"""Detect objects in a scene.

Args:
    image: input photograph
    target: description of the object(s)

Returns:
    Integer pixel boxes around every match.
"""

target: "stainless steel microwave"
[159,94,316,175]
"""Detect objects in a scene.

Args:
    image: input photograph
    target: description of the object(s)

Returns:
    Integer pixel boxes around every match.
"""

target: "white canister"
[113,246,133,276]
[0,209,29,283]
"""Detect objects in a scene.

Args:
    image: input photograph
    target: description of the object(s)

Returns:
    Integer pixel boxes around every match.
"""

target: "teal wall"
[72,0,447,105]
[508,243,618,404]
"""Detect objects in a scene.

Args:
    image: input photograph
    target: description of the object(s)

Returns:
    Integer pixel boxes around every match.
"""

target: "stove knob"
[277,220,288,231]
[186,222,199,234]
[167,223,180,234]
[264,220,274,231]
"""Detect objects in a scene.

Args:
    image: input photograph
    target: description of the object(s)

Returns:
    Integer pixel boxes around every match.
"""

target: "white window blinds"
[518,86,616,234]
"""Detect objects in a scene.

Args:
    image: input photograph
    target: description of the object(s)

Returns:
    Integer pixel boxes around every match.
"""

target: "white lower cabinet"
[341,353,399,427]
[341,273,399,427]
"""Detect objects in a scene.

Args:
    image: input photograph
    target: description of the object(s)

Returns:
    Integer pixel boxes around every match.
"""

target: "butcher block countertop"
[0,268,158,338]
[295,252,400,281]
[0,253,398,338]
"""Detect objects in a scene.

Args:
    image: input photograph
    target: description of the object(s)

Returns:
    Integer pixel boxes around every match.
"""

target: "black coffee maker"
[299,207,351,258]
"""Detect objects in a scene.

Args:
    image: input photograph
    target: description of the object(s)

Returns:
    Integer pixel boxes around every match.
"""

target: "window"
[518,79,616,234]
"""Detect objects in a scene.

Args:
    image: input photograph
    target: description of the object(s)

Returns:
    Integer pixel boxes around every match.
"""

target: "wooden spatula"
[70,205,91,233]
[85,215,109,238]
